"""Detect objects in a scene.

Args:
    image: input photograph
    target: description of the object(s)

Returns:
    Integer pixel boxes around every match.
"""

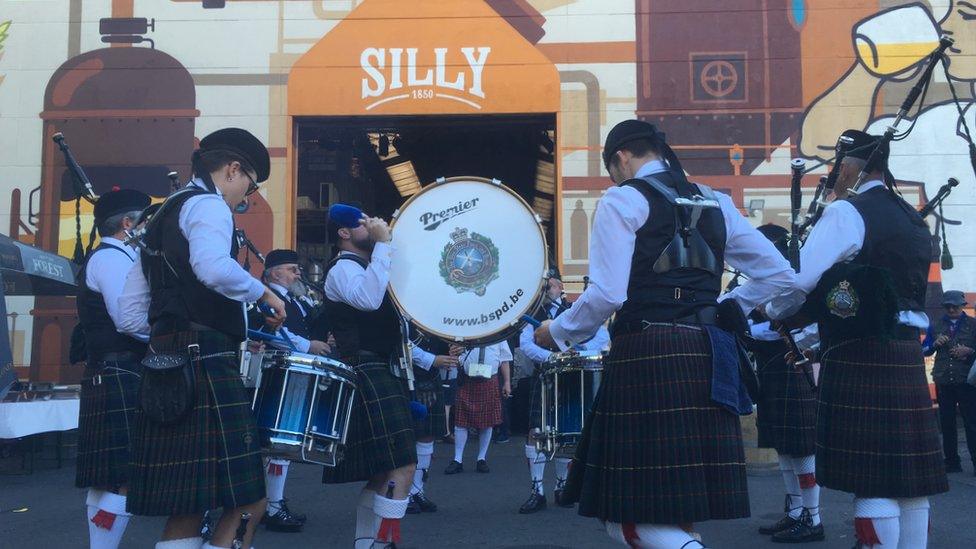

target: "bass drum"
[389,176,548,346]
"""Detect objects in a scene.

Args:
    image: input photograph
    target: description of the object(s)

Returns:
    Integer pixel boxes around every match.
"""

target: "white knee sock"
[88,491,131,549]
[477,427,493,461]
[525,444,546,495]
[554,457,571,490]
[154,538,203,549]
[778,454,802,519]
[265,458,289,512]
[855,498,901,548]
[791,454,820,526]
[354,489,377,549]
[897,498,930,549]
[86,489,104,546]
[454,427,469,463]
[373,493,409,546]
[411,441,434,496]
[605,522,702,548]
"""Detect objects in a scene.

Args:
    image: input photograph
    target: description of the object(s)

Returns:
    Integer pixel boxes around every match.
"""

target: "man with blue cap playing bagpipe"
[118,127,287,549]
[321,202,418,549]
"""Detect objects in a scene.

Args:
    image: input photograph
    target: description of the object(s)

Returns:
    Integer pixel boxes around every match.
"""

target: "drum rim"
[388,175,549,346]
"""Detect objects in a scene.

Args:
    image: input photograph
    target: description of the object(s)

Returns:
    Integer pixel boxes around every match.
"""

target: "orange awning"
[288,0,560,117]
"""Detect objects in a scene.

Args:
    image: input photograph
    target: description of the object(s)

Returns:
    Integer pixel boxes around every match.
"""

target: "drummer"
[321,203,417,549]
[534,120,795,548]
[255,248,335,533]
[518,267,609,514]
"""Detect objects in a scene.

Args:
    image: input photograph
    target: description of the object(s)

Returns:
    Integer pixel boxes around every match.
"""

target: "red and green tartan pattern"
[563,325,750,524]
[322,362,417,484]
[75,360,142,489]
[753,338,817,456]
[816,337,948,498]
[127,329,265,516]
[454,374,502,429]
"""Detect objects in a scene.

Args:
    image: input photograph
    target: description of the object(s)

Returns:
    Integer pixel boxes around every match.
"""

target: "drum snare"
[536,350,605,458]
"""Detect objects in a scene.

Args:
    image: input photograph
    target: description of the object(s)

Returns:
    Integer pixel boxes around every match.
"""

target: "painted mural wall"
[0,0,970,382]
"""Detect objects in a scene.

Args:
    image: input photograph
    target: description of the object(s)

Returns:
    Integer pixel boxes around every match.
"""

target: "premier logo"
[360,46,491,110]
[419,197,480,231]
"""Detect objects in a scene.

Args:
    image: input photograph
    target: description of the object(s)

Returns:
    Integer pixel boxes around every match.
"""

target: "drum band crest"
[439,227,499,296]
[826,279,859,319]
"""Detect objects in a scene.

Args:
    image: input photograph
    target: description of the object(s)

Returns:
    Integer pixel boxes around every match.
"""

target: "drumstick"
[246,329,294,350]
[521,315,542,328]
[256,303,298,351]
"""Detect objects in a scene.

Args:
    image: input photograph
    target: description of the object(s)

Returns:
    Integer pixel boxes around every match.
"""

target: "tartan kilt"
[322,362,416,484]
[127,329,265,516]
[563,325,750,524]
[405,375,447,439]
[527,368,543,431]
[816,337,948,498]
[455,374,502,429]
[75,359,142,489]
[753,339,817,456]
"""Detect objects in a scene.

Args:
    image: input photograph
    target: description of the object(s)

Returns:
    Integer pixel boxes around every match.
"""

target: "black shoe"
[409,492,438,513]
[553,488,573,508]
[477,459,490,473]
[276,498,306,523]
[494,433,511,443]
[519,491,547,514]
[444,460,463,474]
[759,515,800,536]
[262,502,304,532]
[771,510,825,543]
[441,434,455,445]
[946,462,963,473]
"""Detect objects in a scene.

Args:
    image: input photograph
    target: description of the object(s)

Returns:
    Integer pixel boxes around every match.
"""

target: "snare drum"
[537,350,605,457]
[239,347,288,389]
[252,352,357,467]
[389,176,548,346]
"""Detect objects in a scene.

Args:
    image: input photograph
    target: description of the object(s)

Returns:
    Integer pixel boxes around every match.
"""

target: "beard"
[351,233,376,252]
[287,279,309,298]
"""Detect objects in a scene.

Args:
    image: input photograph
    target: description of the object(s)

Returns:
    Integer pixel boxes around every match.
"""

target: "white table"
[0,399,79,439]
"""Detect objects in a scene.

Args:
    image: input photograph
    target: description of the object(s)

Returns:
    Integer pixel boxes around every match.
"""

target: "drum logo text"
[419,197,480,231]
[361,47,491,111]
[439,227,499,296]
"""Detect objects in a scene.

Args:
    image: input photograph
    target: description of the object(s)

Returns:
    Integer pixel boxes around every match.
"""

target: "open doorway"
[292,114,556,269]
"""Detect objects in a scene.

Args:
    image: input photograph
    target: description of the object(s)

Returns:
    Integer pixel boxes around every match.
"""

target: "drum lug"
[491,178,502,186]
[391,208,401,220]
[436,176,446,183]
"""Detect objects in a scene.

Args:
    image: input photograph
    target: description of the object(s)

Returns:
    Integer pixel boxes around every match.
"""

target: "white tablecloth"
[0,399,79,439]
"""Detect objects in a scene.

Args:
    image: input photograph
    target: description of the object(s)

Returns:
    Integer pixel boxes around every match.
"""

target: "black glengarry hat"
[602,119,667,169]
[199,128,271,182]
[839,129,888,169]
[265,249,299,269]
[93,188,151,223]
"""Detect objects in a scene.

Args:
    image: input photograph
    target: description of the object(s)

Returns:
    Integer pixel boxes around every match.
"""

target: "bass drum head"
[390,177,547,345]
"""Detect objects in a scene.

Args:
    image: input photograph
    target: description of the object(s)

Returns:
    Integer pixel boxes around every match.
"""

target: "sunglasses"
[244,172,260,197]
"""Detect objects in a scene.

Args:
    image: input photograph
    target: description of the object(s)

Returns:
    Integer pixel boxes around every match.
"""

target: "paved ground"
[2,434,975,548]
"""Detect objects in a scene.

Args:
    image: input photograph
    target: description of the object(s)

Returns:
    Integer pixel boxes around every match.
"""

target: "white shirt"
[765,180,928,329]
[266,282,311,353]
[458,341,513,374]
[117,179,266,337]
[323,245,393,312]
[85,236,149,342]
[519,299,610,363]
[750,321,820,352]
[549,160,797,349]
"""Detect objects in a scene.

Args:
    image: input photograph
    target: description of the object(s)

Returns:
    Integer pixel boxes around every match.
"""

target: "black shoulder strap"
[329,253,370,270]
[95,242,133,262]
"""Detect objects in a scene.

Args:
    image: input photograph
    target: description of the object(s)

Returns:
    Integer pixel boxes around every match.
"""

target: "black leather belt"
[892,324,922,341]
[611,306,718,338]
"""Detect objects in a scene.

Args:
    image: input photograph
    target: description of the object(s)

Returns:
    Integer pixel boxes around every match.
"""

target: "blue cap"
[328,203,364,229]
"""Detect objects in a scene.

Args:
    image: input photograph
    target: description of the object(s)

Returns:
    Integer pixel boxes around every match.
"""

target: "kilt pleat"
[564,325,750,524]
[75,360,142,489]
[406,376,447,439]
[127,330,265,516]
[455,374,502,429]
[816,337,948,498]
[322,362,416,484]
[753,339,817,456]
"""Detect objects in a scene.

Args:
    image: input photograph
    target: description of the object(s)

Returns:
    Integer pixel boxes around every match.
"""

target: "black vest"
[614,171,727,325]
[532,299,570,325]
[931,315,976,385]
[846,185,931,312]
[323,253,402,362]
[141,187,245,340]
[270,287,310,339]
[76,243,148,361]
